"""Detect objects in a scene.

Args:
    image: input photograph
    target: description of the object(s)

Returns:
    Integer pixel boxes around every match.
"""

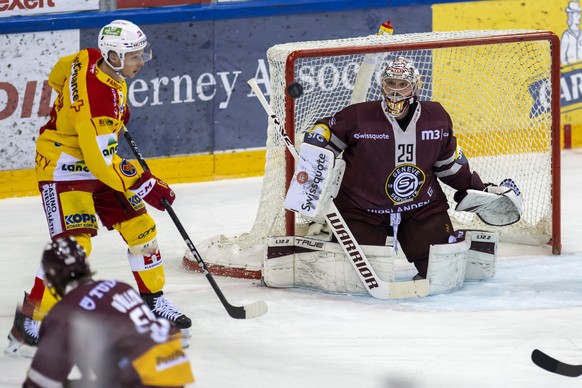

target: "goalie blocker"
[284,143,345,223]
[263,230,498,296]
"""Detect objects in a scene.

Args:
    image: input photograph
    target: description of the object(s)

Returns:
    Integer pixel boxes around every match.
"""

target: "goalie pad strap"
[461,230,498,281]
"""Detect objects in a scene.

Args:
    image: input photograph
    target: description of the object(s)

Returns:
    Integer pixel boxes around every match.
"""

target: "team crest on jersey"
[385,164,426,203]
[120,159,137,177]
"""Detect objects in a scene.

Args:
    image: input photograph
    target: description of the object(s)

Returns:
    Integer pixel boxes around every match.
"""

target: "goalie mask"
[98,19,152,72]
[381,57,422,118]
[42,237,92,298]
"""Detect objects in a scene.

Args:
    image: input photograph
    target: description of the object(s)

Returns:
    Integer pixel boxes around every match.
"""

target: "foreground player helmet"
[381,57,422,117]
[42,237,91,298]
[98,19,152,71]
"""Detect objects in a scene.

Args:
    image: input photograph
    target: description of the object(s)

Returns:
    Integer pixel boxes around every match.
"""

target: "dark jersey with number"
[311,100,485,221]
[23,279,193,388]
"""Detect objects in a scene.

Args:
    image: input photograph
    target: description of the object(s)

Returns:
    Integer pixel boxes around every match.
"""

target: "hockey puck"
[287,81,304,98]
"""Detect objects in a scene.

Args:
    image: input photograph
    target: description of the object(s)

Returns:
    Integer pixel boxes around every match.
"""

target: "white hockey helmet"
[98,20,152,71]
[381,56,422,117]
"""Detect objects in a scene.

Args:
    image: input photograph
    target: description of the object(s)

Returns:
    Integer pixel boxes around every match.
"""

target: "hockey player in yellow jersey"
[6,20,192,356]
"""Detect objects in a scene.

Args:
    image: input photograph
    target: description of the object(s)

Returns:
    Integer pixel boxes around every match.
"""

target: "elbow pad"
[303,123,346,156]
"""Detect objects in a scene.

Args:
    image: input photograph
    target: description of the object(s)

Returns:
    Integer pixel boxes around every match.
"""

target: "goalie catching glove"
[454,178,522,226]
[129,170,175,211]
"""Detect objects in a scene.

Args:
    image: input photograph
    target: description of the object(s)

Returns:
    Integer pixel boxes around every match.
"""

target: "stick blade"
[244,300,268,319]
[531,349,582,377]
[532,349,560,372]
[227,300,268,319]
[389,279,430,299]
[368,279,430,299]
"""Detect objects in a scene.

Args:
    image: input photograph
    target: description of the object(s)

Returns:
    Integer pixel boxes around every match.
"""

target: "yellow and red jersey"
[36,48,140,192]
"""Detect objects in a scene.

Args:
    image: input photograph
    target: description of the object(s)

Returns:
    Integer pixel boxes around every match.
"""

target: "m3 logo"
[421,129,442,140]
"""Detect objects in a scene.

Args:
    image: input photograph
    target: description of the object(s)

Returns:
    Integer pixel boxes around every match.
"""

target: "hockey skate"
[141,291,192,344]
[5,293,40,358]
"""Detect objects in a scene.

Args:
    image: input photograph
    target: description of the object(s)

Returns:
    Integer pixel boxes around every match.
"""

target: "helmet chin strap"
[115,69,126,80]
[103,54,126,79]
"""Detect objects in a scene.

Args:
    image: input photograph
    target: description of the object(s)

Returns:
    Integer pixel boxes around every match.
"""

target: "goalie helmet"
[42,237,91,298]
[381,57,422,117]
[98,19,152,71]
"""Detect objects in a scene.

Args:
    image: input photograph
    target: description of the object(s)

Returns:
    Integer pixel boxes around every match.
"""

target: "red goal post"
[187,29,561,279]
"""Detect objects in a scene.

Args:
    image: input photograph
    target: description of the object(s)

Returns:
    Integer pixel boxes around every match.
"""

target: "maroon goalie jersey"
[315,100,485,220]
[24,279,193,388]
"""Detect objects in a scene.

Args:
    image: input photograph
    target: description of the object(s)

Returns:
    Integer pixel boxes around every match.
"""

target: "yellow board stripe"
[1,149,266,199]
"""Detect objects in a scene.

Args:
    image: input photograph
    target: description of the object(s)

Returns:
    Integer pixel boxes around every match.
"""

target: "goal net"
[186,29,561,278]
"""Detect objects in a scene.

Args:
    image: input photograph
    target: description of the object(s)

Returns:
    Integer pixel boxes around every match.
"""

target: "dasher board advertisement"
[0,0,99,18]
[117,0,210,9]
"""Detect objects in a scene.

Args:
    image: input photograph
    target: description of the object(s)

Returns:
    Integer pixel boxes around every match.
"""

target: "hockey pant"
[29,212,166,321]
[32,181,168,319]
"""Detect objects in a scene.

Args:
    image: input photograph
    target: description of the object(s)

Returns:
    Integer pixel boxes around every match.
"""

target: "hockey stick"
[248,78,429,299]
[350,20,393,105]
[121,126,268,319]
[531,349,582,377]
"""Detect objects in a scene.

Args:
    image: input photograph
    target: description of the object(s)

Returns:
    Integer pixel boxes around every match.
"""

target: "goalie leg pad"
[462,230,498,281]
[427,239,470,295]
[262,237,296,288]
[426,230,499,294]
[263,236,394,294]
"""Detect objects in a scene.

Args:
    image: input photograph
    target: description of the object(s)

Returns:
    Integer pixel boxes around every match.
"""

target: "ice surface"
[1,150,582,387]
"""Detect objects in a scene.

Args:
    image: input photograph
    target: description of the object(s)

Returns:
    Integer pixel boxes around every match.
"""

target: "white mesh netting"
[187,30,559,277]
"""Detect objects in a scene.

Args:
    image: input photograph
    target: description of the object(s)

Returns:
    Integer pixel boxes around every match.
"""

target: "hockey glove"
[454,178,522,226]
[129,171,175,211]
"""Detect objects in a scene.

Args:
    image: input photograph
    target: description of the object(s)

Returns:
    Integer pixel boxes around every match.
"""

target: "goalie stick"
[247,78,429,299]
[531,349,582,377]
[122,126,268,319]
